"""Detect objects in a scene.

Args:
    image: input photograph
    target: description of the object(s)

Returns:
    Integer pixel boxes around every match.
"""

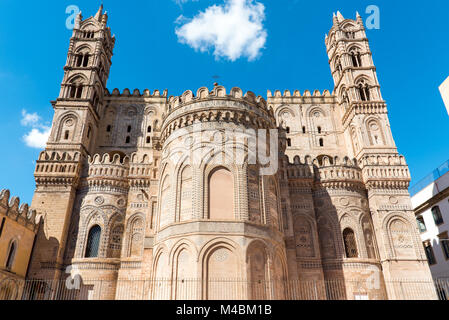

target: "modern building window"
[5,241,17,270]
[417,216,427,233]
[432,206,444,225]
[343,228,358,258]
[423,241,437,265]
[0,217,5,238]
[85,225,101,258]
[438,232,449,260]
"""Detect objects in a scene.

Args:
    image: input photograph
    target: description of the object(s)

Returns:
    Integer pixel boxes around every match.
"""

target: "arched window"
[85,225,101,258]
[76,54,83,67]
[209,167,234,220]
[147,126,152,133]
[358,80,371,101]
[345,31,355,39]
[82,54,89,67]
[350,50,362,67]
[127,125,132,133]
[125,136,131,144]
[343,228,358,258]
[146,136,151,144]
[76,86,83,99]
[319,138,324,147]
[317,126,322,134]
[5,241,17,270]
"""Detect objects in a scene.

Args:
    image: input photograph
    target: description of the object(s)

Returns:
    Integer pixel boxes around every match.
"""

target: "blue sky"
[0,0,448,204]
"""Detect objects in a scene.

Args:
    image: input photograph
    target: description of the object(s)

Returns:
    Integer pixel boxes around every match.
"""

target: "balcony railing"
[410,159,449,196]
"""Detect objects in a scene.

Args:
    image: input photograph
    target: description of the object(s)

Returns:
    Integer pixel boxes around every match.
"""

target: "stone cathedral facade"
[25,7,436,300]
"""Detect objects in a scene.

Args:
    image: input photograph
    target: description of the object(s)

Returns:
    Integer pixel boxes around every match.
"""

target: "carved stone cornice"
[342,101,388,128]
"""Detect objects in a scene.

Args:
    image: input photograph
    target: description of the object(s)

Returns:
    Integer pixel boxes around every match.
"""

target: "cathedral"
[23,6,437,300]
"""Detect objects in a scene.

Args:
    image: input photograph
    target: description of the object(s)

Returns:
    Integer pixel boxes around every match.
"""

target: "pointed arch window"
[350,50,362,67]
[85,225,101,258]
[345,31,355,39]
[343,228,358,258]
[357,80,371,101]
[6,241,17,270]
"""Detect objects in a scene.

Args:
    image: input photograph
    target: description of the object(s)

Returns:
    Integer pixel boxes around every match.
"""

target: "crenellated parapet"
[0,189,40,231]
[161,86,276,144]
[313,156,364,191]
[358,154,411,190]
[85,153,130,189]
[34,150,82,186]
[283,155,364,191]
[267,89,336,105]
[128,153,154,188]
[107,88,168,98]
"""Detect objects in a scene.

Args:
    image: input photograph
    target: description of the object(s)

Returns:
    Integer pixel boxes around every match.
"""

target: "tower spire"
[95,3,104,21]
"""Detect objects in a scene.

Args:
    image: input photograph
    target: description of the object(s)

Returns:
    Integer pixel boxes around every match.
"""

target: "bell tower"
[325,11,396,156]
[28,5,115,281]
[325,12,435,299]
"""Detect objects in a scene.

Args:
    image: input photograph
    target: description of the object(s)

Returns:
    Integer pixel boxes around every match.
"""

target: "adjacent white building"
[411,160,449,279]
[440,76,449,116]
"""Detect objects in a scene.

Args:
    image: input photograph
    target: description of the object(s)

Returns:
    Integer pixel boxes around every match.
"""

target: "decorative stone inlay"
[214,249,229,262]
[95,196,104,205]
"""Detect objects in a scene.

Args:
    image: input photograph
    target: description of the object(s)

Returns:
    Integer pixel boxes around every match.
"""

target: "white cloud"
[174,0,199,7]
[175,0,267,61]
[21,110,41,126]
[21,109,50,149]
[23,127,51,149]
